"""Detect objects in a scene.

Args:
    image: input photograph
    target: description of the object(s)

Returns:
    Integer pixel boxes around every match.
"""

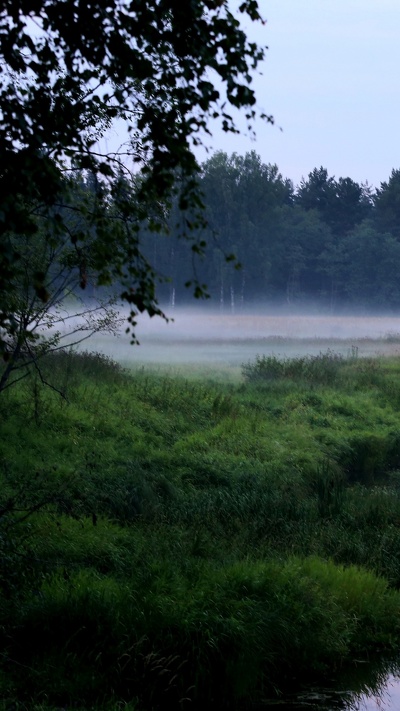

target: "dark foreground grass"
[2,350,400,708]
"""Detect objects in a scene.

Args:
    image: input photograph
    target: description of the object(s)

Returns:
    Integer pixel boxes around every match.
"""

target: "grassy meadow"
[2,345,400,708]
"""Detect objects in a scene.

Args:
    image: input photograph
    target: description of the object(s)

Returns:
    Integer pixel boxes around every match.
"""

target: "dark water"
[261,659,400,710]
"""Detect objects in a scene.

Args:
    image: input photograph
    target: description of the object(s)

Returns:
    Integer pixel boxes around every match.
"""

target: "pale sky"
[195,0,400,190]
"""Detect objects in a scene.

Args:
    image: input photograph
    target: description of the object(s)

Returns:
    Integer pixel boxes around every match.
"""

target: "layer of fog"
[125,308,400,341]
[65,306,400,370]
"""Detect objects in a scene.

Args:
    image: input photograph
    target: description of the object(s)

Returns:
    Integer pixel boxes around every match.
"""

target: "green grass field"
[2,348,400,708]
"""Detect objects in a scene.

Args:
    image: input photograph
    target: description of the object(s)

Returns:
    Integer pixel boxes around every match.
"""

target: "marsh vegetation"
[3,321,400,708]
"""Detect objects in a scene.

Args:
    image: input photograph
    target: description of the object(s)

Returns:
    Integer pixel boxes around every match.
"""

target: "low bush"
[242,350,346,385]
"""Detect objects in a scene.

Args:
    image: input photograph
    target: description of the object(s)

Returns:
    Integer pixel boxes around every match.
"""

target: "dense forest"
[35,154,400,317]
[142,152,400,312]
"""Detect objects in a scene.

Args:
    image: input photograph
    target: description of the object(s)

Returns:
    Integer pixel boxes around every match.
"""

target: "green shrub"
[242,350,345,385]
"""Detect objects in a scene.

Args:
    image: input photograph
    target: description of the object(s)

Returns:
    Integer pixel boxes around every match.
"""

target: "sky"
[194,0,400,190]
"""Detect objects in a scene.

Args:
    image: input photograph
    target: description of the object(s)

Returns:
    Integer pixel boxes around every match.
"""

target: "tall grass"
[2,349,400,707]
[242,349,348,385]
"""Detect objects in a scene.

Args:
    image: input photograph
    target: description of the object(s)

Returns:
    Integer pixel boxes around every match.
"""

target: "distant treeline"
[141,151,400,312]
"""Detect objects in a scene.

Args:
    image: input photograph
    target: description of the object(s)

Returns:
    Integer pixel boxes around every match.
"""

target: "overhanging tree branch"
[0,0,271,354]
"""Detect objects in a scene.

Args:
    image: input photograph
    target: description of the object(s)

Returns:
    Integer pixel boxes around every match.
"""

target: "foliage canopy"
[0,0,269,351]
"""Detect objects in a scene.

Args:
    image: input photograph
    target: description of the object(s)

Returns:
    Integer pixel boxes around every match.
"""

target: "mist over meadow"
[7,300,400,709]
[80,305,400,370]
